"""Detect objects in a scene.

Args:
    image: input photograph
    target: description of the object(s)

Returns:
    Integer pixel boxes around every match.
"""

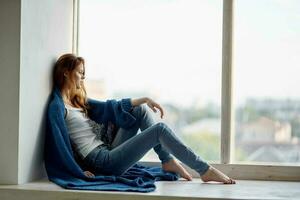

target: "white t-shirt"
[64,104,104,159]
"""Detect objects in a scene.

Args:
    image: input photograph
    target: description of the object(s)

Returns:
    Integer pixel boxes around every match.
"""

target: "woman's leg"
[111,105,174,164]
[95,122,210,178]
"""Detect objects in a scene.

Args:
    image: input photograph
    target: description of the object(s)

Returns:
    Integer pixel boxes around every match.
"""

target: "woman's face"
[66,63,85,89]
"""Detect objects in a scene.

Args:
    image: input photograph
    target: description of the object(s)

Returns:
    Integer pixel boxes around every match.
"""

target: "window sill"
[140,161,300,181]
[0,177,299,200]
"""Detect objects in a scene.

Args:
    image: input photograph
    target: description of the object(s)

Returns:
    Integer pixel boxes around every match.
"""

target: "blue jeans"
[83,105,210,176]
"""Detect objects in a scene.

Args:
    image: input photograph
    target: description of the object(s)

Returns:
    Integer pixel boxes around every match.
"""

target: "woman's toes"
[184,173,193,181]
[230,178,236,184]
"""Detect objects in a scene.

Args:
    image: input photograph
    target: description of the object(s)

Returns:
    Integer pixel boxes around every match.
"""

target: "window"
[234,0,300,165]
[77,0,300,176]
[79,0,222,162]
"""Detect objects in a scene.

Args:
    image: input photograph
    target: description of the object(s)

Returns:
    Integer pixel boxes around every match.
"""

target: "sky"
[79,0,300,107]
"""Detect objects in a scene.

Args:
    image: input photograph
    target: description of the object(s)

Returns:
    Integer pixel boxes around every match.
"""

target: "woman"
[53,53,235,184]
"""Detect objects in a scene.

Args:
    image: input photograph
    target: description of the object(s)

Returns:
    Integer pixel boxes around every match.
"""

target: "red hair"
[53,53,89,115]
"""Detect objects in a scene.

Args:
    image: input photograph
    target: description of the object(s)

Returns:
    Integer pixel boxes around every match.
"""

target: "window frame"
[74,0,300,181]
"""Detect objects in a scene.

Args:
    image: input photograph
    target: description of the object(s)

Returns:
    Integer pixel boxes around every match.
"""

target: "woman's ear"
[64,71,69,78]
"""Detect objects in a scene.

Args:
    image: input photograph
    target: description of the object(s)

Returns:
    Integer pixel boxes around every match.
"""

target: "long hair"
[53,53,89,115]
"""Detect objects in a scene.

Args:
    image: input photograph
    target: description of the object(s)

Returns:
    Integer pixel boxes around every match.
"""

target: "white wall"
[19,0,73,184]
[0,0,74,184]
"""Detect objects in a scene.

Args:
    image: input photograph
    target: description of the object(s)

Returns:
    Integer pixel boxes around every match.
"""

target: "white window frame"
[74,0,300,181]
[72,0,79,54]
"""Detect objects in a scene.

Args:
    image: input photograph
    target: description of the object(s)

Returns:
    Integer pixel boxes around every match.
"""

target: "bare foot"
[162,159,193,181]
[201,166,236,184]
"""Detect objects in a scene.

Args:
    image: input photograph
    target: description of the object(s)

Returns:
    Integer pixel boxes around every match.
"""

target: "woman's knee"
[153,122,169,134]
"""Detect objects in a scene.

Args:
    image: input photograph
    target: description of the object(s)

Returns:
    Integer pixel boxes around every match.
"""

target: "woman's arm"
[131,97,164,119]
[131,97,148,107]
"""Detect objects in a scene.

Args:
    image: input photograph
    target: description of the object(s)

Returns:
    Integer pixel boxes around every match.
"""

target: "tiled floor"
[1,178,300,200]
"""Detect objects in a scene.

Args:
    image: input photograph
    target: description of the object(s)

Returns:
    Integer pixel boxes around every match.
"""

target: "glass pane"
[79,0,222,162]
[234,0,300,165]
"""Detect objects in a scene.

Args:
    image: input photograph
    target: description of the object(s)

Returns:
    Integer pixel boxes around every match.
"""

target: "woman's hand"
[145,98,164,119]
[131,97,164,119]
[84,170,95,178]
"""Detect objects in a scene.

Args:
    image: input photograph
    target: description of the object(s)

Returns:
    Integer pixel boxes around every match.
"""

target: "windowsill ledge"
[1,178,299,200]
